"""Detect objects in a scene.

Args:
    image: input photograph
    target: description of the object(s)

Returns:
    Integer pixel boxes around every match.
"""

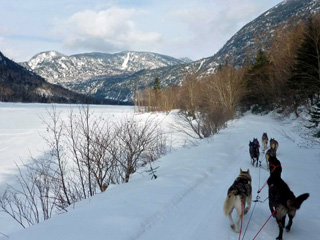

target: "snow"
[197,59,205,72]
[0,103,134,182]
[29,51,62,69]
[0,103,320,240]
[122,52,131,69]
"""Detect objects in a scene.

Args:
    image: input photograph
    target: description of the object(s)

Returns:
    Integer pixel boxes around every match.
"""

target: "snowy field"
[1,102,320,239]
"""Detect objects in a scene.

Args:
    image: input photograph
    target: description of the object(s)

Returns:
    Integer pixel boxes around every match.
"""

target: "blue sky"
[0,0,282,62]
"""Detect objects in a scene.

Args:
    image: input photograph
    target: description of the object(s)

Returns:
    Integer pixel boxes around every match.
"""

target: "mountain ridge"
[21,51,188,88]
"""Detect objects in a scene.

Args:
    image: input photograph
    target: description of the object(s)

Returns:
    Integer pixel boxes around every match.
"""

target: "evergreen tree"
[251,49,269,71]
[153,77,160,92]
[153,77,161,110]
[289,16,320,106]
[242,49,271,112]
[309,102,320,128]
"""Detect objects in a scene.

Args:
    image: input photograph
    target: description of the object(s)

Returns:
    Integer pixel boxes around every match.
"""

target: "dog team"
[224,132,309,240]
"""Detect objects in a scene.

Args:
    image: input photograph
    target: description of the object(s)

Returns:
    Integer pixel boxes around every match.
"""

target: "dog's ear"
[247,169,250,174]
[240,168,243,174]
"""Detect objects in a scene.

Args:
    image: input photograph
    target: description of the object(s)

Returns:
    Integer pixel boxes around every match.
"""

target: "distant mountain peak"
[179,57,193,64]
[32,50,65,59]
[28,51,66,70]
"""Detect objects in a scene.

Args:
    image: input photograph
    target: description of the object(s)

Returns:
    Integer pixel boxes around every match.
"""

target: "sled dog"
[266,148,277,169]
[267,173,309,240]
[268,156,282,176]
[270,138,279,152]
[249,138,260,167]
[224,169,252,233]
[262,132,268,150]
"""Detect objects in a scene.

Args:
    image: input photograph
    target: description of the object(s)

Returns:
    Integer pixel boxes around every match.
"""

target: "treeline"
[135,14,320,138]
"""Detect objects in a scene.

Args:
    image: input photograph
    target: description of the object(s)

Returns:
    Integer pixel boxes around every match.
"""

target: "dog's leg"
[276,216,286,240]
[286,210,296,232]
[244,194,252,215]
[269,201,275,216]
[227,207,236,232]
[286,215,293,232]
[234,203,242,233]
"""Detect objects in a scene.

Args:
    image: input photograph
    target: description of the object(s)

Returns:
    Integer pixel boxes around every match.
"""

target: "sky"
[0,0,283,62]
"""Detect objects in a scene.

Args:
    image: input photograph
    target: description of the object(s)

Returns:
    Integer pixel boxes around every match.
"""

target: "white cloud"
[158,0,271,59]
[53,7,162,53]
[0,37,20,61]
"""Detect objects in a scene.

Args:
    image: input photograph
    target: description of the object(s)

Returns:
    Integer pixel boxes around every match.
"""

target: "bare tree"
[90,120,116,192]
[0,157,57,228]
[77,105,95,197]
[112,115,166,183]
[41,106,71,207]
[65,109,88,200]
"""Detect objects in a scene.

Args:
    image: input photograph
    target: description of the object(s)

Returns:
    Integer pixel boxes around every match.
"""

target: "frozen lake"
[0,102,135,183]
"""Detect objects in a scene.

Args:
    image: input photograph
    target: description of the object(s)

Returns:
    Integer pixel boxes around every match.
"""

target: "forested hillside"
[0,52,112,104]
[135,13,320,138]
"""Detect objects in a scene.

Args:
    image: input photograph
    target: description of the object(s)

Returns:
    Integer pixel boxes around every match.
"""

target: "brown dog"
[266,148,277,169]
[262,132,268,150]
[270,138,279,152]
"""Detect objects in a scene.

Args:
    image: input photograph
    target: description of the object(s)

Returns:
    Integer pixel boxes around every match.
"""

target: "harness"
[270,164,281,172]
[257,164,281,194]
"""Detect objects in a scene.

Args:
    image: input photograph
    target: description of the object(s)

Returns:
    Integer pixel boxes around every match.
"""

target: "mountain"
[21,0,320,102]
[21,51,186,90]
[194,0,320,75]
[0,51,105,104]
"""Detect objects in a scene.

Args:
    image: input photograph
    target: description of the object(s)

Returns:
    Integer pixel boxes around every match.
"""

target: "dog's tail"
[288,193,310,210]
[224,190,236,215]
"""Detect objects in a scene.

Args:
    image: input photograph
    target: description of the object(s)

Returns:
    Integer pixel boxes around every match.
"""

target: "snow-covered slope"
[21,51,186,87]
[0,105,319,240]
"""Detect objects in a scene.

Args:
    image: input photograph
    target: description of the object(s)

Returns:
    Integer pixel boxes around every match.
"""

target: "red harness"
[257,164,281,193]
[270,164,281,173]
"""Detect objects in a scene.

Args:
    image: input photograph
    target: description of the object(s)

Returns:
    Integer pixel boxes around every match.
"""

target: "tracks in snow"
[132,145,247,240]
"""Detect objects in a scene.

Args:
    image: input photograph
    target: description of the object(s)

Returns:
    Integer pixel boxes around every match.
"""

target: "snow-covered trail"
[130,113,319,240]
[1,111,319,240]
[129,115,271,240]
[134,133,247,240]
